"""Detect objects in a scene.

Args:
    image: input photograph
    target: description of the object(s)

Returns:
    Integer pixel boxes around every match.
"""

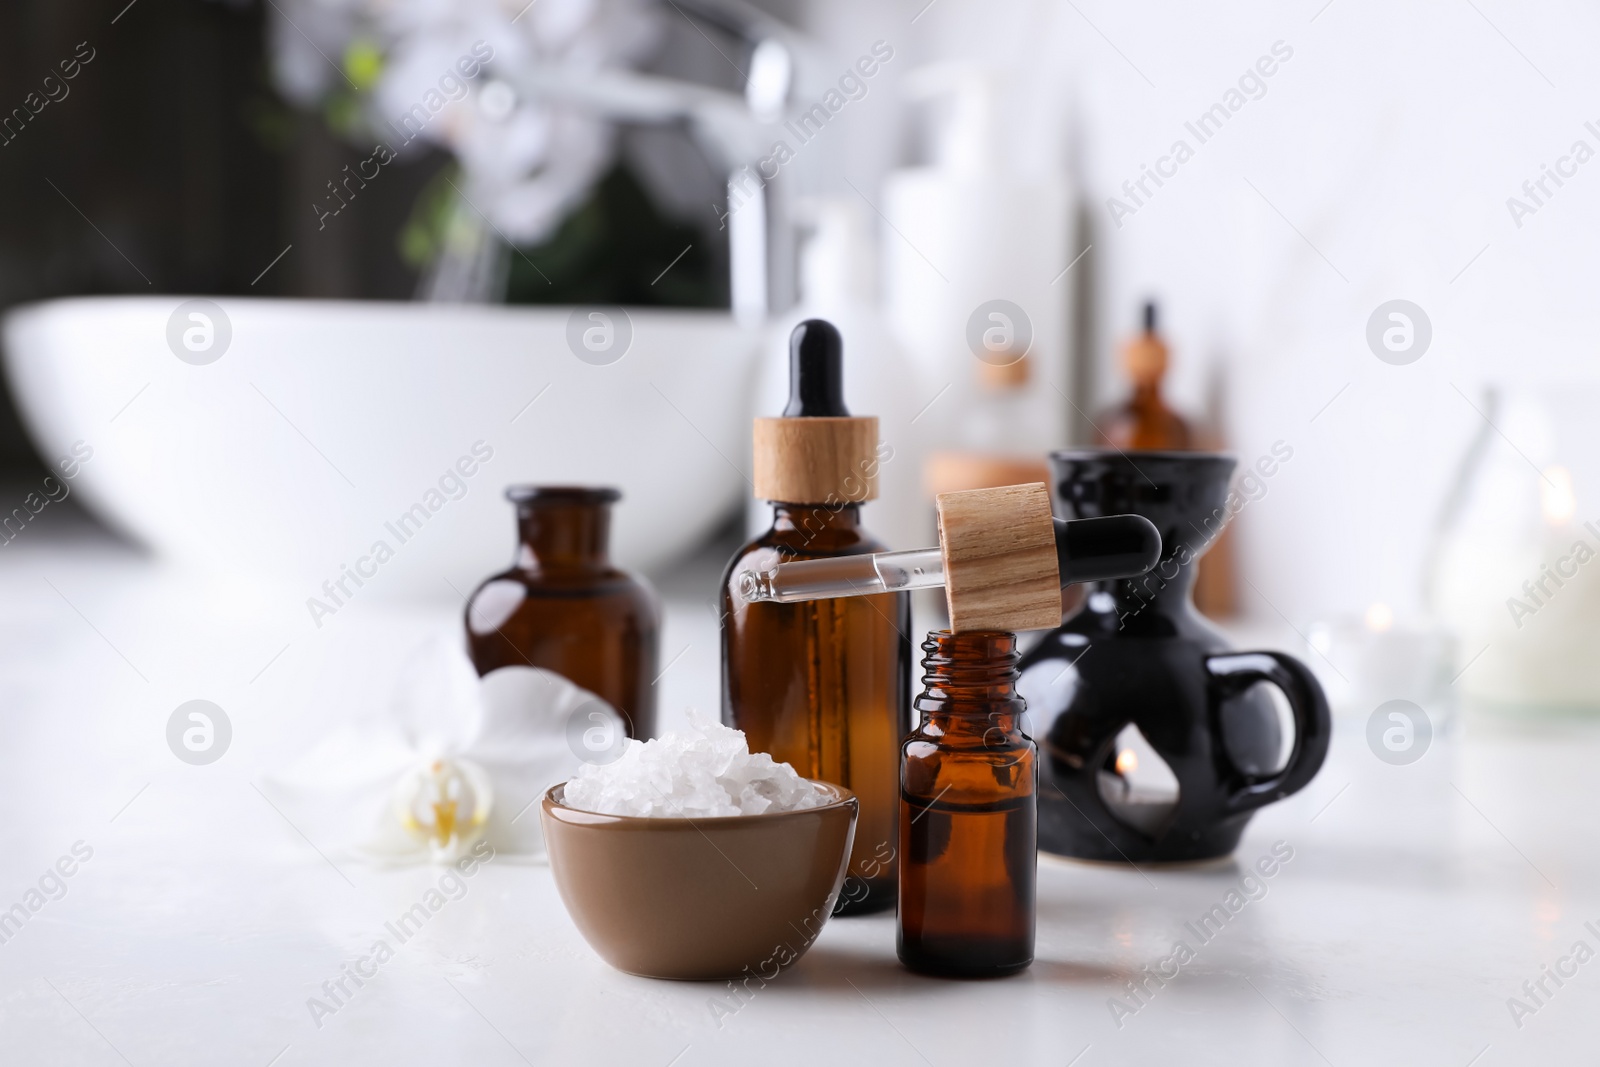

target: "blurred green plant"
[314,40,385,141]
[399,164,461,269]
[502,163,722,307]
[344,39,384,90]
[401,161,722,307]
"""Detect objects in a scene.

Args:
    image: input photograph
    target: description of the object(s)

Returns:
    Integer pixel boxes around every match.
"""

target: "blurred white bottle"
[882,62,1073,456]
[747,199,930,550]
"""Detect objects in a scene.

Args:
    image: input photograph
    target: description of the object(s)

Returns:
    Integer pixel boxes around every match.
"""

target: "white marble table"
[1,524,1595,1066]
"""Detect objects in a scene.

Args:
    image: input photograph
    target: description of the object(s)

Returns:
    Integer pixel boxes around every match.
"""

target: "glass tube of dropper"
[738,514,1164,605]
[738,547,946,603]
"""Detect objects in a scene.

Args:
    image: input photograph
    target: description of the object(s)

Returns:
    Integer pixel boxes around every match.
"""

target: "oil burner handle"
[1204,651,1332,816]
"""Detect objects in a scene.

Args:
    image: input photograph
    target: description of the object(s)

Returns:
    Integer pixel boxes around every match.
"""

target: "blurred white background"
[12,0,1600,635]
[796,0,1600,628]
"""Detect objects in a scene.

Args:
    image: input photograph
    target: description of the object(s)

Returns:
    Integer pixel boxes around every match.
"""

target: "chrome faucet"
[492,0,821,321]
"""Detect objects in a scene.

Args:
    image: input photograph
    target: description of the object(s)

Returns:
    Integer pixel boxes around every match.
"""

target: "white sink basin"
[3,297,758,598]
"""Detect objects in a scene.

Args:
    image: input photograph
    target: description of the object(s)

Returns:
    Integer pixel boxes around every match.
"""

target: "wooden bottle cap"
[752,416,880,504]
[936,482,1062,633]
[753,320,879,505]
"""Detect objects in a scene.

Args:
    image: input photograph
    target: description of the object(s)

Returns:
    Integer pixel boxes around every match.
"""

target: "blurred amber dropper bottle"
[1095,301,1236,618]
[1097,301,1190,448]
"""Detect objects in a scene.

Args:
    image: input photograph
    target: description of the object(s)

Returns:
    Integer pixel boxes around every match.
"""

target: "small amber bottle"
[721,319,910,915]
[465,487,659,740]
[898,629,1036,978]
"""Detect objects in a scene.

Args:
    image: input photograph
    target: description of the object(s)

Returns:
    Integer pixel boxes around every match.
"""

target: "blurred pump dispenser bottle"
[884,62,1072,458]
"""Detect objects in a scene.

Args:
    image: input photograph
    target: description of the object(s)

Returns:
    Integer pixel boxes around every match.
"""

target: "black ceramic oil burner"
[1017,450,1330,862]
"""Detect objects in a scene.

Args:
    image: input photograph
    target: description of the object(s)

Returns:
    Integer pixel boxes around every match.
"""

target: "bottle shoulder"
[466,565,660,624]
[719,522,890,588]
[1094,396,1192,451]
[902,732,1035,804]
[903,735,1035,759]
[904,715,1032,752]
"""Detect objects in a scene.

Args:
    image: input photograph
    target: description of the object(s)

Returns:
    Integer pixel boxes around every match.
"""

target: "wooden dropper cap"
[935,482,1063,633]
[752,320,879,505]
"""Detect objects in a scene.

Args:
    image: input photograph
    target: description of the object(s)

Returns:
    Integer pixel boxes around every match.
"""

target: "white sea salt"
[561,710,828,817]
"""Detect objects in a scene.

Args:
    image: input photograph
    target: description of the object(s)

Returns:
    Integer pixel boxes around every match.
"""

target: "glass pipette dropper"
[738,513,1161,605]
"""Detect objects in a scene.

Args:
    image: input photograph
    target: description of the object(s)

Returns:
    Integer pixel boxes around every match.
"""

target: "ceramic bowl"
[541,781,857,981]
[2,297,758,594]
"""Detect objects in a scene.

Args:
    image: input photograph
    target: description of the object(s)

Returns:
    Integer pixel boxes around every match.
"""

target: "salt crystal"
[561,710,828,817]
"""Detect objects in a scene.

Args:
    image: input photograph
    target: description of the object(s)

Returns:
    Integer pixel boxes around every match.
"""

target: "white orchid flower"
[265,635,624,866]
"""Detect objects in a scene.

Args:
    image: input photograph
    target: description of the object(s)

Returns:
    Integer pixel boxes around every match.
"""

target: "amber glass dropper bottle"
[720,319,910,915]
[899,629,1034,977]
[895,488,1062,977]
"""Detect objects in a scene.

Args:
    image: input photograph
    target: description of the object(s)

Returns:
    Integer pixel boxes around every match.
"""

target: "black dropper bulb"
[1142,301,1158,334]
[1053,514,1162,585]
[783,319,850,417]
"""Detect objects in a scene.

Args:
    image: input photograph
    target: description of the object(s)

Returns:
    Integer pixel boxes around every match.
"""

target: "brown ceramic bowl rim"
[543,779,856,828]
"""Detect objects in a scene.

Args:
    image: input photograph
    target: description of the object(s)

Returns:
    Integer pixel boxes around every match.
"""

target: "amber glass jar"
[898,629,1035,977]
[721,502,911,914]
[466,486,659,740]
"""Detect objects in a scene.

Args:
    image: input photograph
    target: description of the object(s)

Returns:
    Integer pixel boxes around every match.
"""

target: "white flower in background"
[390,752,494,862]
[266,0,661,245]
[264,636,624,865]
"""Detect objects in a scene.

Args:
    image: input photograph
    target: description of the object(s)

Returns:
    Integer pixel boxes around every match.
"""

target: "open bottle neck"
[914,630,1023,732]
[511,489,616,571]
